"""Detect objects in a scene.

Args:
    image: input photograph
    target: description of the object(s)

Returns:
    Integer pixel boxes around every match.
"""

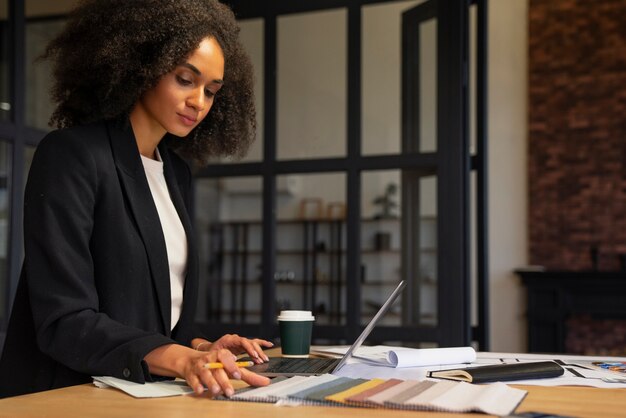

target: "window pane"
[276,173,346,326]
[417,19,437,153]
[195,176,263,324]
[469,4,477,155]
[26,1,79,17]
[24,1,80,129]
[469,4,479,331]
[238,18,264,163]
[210,18,264,164]
[25,19,65,130]
[0,141,10,326]
[0,0,10,121]
[361,170,402,326]
[362,0,436,155]
[361,169,437,327]
[362,1,416,155]
[277,9,346,160]
[470,170,478,330]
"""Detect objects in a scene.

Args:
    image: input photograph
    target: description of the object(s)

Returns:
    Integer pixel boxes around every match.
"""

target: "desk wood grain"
[0,382,624,418]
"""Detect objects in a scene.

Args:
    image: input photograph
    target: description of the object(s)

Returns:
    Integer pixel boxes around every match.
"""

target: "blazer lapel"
[106,120,172,335]
[158,141,198,324]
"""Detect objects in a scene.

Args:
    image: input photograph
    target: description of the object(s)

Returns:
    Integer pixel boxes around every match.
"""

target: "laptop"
[247,280,406,377]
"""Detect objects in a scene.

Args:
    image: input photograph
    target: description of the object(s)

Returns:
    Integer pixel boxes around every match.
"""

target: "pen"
[203,361,255,369]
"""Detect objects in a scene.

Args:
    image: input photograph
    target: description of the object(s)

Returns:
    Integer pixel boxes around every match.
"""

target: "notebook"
[247,280,406,377]
[427,361,564,383]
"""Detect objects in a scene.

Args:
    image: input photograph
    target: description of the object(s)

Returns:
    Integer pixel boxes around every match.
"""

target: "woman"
[0,0,271,398]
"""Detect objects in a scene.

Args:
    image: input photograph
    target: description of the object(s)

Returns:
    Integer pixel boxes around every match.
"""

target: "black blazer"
[0,119,199,398]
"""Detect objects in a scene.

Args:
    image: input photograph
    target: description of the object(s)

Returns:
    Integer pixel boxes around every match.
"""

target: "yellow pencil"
[203,361,255,369]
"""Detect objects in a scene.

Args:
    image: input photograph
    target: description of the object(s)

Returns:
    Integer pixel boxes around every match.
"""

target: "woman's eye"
[205,88,216,97]
[176,75,192,86]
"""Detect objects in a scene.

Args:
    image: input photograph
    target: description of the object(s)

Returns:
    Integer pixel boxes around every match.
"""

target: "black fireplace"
[516,270,626,354]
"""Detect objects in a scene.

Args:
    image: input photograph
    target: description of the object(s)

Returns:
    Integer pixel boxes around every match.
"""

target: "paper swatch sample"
[288,377,367,405]
[226,374,526,415]
[398,381,527,416]
[343,378,404,407]
[363,379,423,406]
[324,378,385,404]
[427,361,564,383]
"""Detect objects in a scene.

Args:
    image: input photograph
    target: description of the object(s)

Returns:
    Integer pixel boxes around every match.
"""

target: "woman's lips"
[178,113,197,126]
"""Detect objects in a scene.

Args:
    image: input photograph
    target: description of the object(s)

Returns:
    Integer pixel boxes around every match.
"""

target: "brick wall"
[566,315,626,356]
[528,0,626,270]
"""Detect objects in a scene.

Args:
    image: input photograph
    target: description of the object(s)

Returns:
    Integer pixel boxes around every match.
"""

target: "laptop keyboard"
[265,358,339,374]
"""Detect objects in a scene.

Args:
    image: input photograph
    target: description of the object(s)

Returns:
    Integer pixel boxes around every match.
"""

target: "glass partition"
[362,0,436,155]
[195,176,263,324]
[0,141,10,326]
[276,172,346,326]
[415,17,438,153]
[0,0,10,122]
[361,169,437,327]
[24,1,79,129]
[469,3,477,155]
[277,9,347,160]
[362,1,414,155]
[25,18,65,130]
[26,1,79,17]
[237,18,264,163]
[210,18,264,164]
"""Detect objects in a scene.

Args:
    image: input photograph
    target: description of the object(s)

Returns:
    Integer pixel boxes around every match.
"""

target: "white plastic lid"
[277,310,315,321]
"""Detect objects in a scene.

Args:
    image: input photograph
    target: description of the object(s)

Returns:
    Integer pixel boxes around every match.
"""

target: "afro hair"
[43,0,256,162]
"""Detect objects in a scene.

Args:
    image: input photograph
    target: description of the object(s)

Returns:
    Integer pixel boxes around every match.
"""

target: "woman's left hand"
[198,334,273,363]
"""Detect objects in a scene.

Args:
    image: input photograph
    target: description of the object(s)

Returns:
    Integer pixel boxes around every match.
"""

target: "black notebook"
[428,361,564,383]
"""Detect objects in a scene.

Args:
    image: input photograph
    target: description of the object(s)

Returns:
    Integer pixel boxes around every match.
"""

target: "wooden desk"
[1,381,624,418]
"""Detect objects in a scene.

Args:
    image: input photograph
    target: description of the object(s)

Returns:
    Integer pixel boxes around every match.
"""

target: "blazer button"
[123,368,131,378]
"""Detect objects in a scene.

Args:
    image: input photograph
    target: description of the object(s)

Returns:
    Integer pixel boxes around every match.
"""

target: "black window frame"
[196,0,490,349]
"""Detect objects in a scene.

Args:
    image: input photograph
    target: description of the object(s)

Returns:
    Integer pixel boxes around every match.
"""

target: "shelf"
[216,248,436,256]
[204,216,438,329]
[207,216,436,226]
[217,279,435,286]
[210,311,435,320]
[208,310,435,321]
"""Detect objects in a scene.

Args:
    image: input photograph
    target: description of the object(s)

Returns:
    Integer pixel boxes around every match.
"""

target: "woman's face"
[137,36,225,138]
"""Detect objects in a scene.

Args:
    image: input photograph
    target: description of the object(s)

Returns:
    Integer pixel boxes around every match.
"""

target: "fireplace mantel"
[516,270,626,353]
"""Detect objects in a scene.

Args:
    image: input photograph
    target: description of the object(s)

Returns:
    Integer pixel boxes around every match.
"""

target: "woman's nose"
[186,88,205,111]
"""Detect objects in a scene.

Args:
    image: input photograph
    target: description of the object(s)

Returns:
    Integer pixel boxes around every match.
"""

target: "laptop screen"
[333,280,406,372]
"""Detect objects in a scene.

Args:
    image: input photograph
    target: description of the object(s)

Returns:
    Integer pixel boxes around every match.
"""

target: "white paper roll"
[387,346,477,368]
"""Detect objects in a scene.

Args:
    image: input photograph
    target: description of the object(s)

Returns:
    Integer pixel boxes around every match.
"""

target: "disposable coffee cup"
[278,310,315,358]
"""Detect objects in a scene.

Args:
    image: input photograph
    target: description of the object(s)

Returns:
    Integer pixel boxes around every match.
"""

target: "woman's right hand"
[182,347,270,396]
[144,344,270,397]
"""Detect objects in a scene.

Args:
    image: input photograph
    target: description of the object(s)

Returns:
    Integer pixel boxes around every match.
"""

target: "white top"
[141,149,188,330]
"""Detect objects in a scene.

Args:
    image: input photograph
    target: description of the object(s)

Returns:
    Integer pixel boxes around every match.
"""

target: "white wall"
[488,0,528,352]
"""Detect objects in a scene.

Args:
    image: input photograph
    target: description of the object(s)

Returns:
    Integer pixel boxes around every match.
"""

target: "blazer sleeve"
[24,130,174,383]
